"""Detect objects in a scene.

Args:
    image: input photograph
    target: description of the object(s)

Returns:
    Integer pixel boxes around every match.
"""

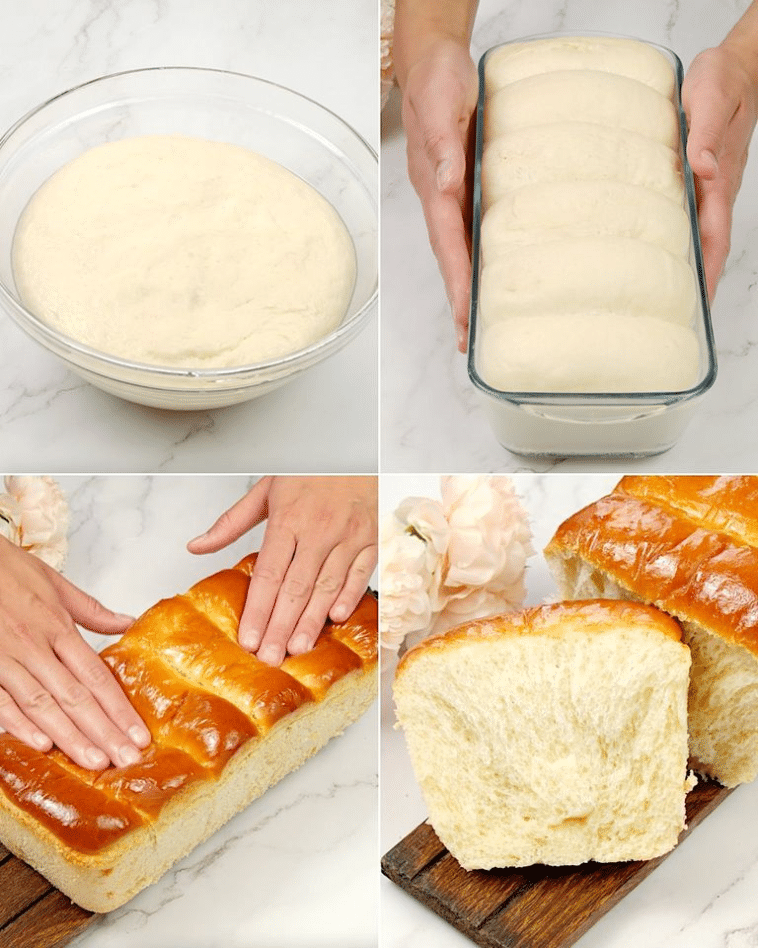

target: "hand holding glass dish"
[0,67,378,410]
[468,33,715,458]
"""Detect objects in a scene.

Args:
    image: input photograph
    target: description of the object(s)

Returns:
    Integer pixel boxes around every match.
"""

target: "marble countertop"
[37,475,377,948]
[381,0,758,473]
[380,474,758,948]
[0,0,378,474]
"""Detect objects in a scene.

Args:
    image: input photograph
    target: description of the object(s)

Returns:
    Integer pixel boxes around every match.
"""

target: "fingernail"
[115,613,135,625]
[85,747,108,769]
[32,731,51,751]
[118,745,141,767]
[701,149,718,175]
[457,327,466,350]
[129,725,151,748]
[288,633,310,654]
[436,158,454,191]
[331,604,348,622]
[256,646,280,666]
[239,629,261,652]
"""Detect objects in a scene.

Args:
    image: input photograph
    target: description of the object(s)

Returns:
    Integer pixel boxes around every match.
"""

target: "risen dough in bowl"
[12,135,357,368]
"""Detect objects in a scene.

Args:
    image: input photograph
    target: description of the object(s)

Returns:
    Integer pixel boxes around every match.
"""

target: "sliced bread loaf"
[545,475,758,788]
[394,599,692,869]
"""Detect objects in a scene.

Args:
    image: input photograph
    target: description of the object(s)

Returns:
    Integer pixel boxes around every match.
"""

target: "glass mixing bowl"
[0,67,378,410]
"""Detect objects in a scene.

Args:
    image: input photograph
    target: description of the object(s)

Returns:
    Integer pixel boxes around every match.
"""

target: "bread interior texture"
[395,627,690,869]
[548,552,758,787]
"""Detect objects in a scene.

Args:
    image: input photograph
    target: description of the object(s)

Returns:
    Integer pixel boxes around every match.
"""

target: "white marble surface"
[0,1,378,474]
[381,0,758,473]
[32,475,377,948]
[380,474,758,948]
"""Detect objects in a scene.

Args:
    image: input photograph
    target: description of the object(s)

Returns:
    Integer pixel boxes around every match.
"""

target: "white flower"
[437,476,533,613]
[3,476,69,570]
[380,514,436,652]
[393,496,449,611]
[0,493,21,546]
[381,476,534,655]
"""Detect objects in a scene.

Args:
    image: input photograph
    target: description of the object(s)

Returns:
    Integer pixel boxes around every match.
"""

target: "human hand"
[683,42,758,301]
[188,476,378,666]
[0,537,151,769]
[400,36,478,352]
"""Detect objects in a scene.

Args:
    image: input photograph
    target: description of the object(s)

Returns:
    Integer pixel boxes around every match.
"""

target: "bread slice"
[545,475,758,788]
[0,555,377,912]
[393,600,692,870]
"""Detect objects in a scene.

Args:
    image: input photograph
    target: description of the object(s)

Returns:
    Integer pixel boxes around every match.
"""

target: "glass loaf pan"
[467,32,717,458]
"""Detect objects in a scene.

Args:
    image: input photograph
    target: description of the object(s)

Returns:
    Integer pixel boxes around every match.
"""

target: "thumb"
[188,477,272,554]
[683,61,735,179]
[407,74,470,194]
[45,567,135,635]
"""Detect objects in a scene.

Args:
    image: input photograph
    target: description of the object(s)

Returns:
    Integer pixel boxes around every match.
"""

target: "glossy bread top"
[0,554,377,855]
[546,475,758,656]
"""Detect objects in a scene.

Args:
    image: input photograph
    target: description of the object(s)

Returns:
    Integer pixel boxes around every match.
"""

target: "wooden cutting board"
[0,844,95,948]
[382,779,732,948]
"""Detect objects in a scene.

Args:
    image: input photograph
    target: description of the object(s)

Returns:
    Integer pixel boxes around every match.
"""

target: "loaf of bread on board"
[0,554,378,912]
[545,475,758,788]
[394,600,692,870]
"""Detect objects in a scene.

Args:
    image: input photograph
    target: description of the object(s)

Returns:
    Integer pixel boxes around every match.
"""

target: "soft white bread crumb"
[394,601,692,869]
[485,70,679,148]
[546,551,758,787]
[485,36,675,97]
[479,238,696,327]
[480,181,690,262]
[481,122,682,208]
[478,314,700,393]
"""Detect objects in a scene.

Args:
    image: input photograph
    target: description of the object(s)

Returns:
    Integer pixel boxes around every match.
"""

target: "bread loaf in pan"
[394,600,692,870]
[545,475,758,787]
[0,554,378,912]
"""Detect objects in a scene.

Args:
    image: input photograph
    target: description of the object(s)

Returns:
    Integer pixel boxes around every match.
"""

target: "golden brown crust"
[396,598,683,679]
[617,475,758,547]
[546,475,758,657]
[0,553,378,857]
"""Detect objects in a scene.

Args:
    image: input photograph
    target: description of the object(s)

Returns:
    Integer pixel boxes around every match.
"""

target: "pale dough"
[478,315,700,394]
[479,238,696,327]
[12,135,356,367]
[476,39,701,395]
[481,122,683,208]
[485,70,679,149]
[480,181,690,262]
[484,36,675,98]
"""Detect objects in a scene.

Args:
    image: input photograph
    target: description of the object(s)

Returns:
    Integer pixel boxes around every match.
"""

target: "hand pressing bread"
[188,476,378,666]
[0,537,151,770]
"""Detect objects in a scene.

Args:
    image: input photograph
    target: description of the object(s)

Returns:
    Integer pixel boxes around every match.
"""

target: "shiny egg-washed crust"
[0,554,377,911]
[396,598,684,680]
[545,475,758,657]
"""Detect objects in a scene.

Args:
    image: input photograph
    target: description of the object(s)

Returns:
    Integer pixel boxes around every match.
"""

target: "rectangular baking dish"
[467,31,717,459]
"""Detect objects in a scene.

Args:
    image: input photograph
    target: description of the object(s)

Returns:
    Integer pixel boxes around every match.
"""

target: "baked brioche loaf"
[0,554,377,912]
[478,36,700,393]
[394,600,692,870]
[545,475,758,788]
